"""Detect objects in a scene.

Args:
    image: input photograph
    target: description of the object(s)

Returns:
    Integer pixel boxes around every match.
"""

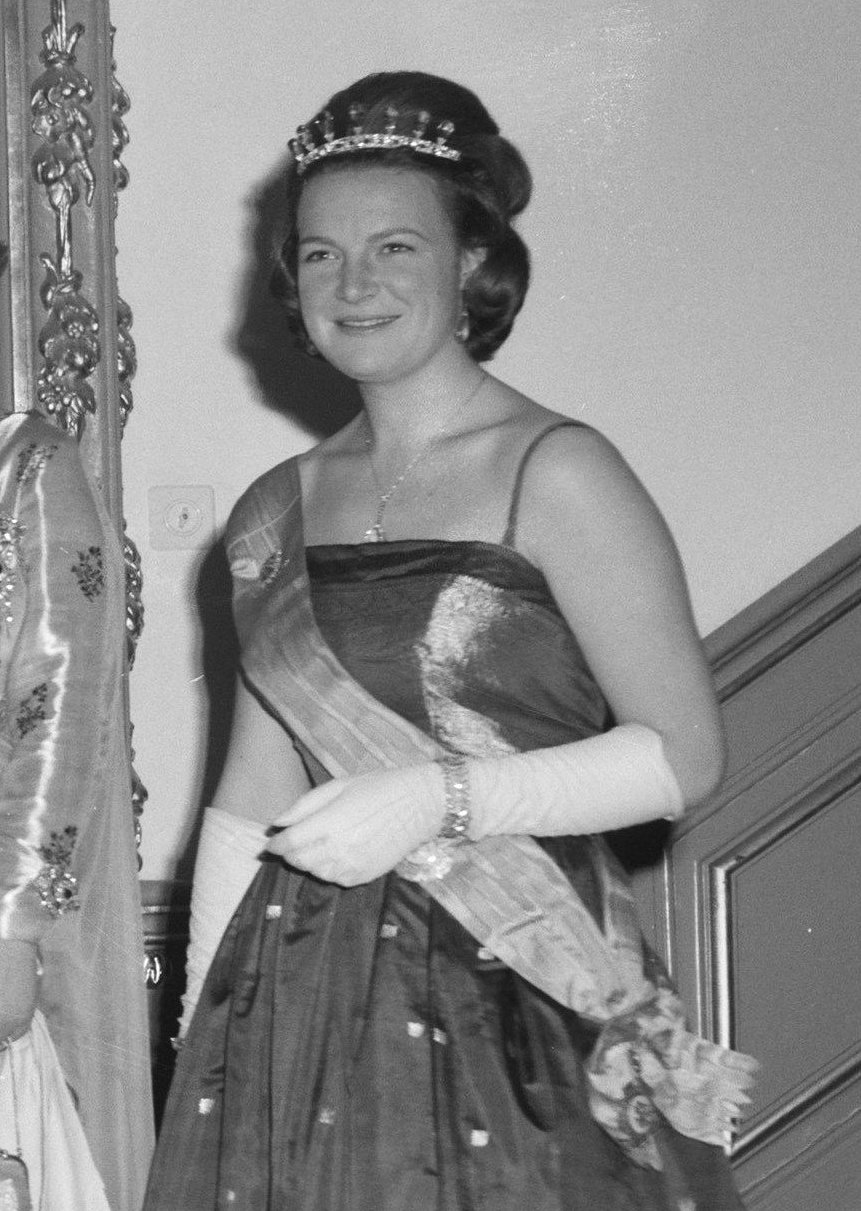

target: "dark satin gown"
[145,538,745,1211]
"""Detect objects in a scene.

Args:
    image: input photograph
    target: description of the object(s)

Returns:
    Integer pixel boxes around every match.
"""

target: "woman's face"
[296,165,478,384]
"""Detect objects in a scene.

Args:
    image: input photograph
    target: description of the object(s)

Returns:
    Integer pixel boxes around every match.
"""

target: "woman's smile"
[335,315,400,332]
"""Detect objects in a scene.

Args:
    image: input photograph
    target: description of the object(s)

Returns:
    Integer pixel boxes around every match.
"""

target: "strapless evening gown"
[144,539,744,1211]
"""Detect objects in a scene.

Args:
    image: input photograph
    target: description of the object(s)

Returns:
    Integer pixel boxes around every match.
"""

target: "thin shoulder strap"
[500,420,589,548]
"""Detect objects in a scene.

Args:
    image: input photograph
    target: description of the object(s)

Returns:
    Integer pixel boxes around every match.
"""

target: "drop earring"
[455,299,470,344]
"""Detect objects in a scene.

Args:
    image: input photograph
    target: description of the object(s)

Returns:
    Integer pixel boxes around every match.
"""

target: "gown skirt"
[143,539,746,1211]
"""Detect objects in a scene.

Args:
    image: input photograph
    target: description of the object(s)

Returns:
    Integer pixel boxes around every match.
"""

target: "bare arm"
[519,425,725,806]
[211,676,313,824]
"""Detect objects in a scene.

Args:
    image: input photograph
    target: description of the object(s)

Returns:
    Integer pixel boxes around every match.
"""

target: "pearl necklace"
[361,372,488,543]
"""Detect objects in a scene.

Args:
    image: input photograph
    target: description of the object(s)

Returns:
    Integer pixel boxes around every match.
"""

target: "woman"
[145,72,755,1210]
[0,404,153,1210]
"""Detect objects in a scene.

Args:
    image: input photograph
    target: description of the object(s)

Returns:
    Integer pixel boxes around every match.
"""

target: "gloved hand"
[266,763,446,886]
[265,724,683,887]
[178,807,266,1039]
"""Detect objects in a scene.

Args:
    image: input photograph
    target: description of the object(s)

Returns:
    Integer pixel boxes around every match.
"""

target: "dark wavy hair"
[273,71,532,362]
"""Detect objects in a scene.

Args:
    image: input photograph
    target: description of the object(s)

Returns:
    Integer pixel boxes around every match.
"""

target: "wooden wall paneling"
[142,879,191,1123]
[633,526,861,1207]
[741,1089,861,1211]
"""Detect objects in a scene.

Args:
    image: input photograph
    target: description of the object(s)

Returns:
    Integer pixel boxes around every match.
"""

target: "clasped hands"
[265,763,447,886]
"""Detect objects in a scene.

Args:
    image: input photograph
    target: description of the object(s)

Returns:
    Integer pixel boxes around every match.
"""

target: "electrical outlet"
[148,485,216,550]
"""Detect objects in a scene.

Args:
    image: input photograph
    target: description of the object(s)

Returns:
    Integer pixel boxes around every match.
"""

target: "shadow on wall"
[167,542,239,885]
[196,542,239,813]
[182,157,364,878]
[232,152,362,437]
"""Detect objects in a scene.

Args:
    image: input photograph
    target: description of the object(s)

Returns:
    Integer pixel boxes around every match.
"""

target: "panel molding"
[709,757,861,1054]
[706,525,861,702]
[701,678,861,827]
[707,766,861,1162]
[734,1047,861,1163]
[734,1072,861,1210]
[631,525,861,1205]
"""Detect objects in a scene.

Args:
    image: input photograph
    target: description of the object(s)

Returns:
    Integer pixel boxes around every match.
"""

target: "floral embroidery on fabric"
[34,825,80,918]
[0,514,25,626]
[71,545,104,599]
[16,683,49,738]
[259,549,284,586]
[16,441,59,485]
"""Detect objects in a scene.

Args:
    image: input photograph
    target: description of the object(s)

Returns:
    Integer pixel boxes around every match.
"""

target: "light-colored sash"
[224,458,757,1169]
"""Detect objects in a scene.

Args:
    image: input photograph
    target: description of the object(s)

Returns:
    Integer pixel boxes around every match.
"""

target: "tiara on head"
[289,105,462,176]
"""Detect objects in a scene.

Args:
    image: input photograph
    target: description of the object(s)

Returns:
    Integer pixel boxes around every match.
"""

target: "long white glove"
[466,723,684,839]
[178,807,266,1039]
[267,724,682,887]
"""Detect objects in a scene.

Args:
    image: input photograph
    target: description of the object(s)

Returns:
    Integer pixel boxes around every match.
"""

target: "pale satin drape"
[0,412,153,1211]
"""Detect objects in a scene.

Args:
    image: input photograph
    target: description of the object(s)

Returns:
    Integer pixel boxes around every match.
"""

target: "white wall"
[110,0,861,879]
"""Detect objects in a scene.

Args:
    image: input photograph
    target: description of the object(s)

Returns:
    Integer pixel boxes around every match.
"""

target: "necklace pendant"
[363,522,385,543]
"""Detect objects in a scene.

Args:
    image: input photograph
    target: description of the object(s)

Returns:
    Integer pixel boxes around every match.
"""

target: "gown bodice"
[306,538,612,758]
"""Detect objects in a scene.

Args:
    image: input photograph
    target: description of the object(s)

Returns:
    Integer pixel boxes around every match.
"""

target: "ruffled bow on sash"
[397,833,756,1169]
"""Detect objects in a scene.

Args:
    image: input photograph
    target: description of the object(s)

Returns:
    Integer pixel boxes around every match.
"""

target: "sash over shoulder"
[223,457,757,1171]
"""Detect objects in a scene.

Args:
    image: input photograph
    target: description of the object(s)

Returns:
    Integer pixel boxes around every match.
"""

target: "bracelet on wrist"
[438,755,471,840]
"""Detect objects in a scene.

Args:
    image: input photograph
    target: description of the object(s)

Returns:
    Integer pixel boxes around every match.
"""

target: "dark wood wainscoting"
[141,879,190,1124]
[632,525,861,1210]
[142,526,861,1201]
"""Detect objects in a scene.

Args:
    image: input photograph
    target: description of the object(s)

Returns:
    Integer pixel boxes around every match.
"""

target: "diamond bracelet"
[438,754,471,839]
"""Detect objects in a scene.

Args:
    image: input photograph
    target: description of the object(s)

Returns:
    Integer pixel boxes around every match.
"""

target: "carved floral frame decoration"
[1,0,146,847]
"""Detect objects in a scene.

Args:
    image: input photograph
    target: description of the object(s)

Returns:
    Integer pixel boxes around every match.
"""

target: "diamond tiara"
[289,104,462,176]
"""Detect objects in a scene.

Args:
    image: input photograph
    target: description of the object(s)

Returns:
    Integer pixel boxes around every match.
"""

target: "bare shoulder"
[512,420,680,574]
[485,384,603,455]
[518,418,660,513]
[520,418,639,486]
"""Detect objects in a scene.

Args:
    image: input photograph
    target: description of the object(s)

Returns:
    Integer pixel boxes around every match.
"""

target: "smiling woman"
[143,71,754,1211]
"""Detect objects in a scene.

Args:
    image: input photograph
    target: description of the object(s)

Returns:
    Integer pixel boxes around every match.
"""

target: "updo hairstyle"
[274,71,532,362]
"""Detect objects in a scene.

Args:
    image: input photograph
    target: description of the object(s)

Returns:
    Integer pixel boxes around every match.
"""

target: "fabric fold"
[0,412,152,1210]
